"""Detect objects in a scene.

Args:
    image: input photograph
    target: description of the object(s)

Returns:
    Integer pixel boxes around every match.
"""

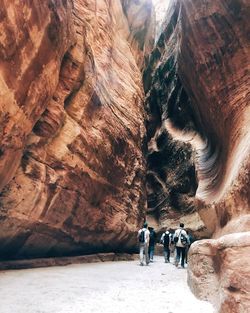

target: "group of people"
[137,222,193,267]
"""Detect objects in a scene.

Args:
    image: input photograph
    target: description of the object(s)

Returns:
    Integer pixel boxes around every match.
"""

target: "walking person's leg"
[185,246,190,263]
[167,247,170,262]
[139,244,144,265]
[149,246,153,261]
[170,243,175,261]
[175,247,181,267]
[150,245,155,261]
[181,247,186,268]
[164,248,168,262]
[145,244,149,265]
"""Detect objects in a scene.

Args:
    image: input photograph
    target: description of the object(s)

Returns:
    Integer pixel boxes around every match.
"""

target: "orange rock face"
[149,0,250,312]
[0,0,153,258]
[178,0,250,204]
[188,233,250,313]
[144,0,249,311]
[0,0,74,191]
[143,0,208,237]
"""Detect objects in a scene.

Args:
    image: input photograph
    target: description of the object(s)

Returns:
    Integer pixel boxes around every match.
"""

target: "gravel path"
[0,256,214,313]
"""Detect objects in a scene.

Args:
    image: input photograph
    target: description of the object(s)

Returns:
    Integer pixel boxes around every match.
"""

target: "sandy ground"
[0,256,214,313]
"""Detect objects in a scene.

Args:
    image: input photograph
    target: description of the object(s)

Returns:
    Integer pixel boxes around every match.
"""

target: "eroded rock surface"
[0,0,74,191]
[188,233,250,313]
[0,0,153,259]
[0,1,249,310]
[144,0,208,238]
[145,0,250,312]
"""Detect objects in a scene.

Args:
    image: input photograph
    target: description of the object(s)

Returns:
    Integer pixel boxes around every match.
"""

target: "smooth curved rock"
[0,0,74,192]
[0,0,154,259]
[178,0,250,203]
[145,0,250,311]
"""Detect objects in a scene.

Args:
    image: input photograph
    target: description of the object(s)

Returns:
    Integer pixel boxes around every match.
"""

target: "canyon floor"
[0,256,214,313]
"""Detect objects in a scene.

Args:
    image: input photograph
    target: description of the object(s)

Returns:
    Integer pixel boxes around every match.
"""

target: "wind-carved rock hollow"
[0,0,249,312]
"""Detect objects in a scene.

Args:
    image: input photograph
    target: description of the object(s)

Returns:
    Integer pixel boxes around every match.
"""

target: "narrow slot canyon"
[0,0,249,312]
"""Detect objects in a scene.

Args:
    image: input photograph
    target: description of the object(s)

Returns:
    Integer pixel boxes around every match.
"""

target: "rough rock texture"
[0,0,154,259]
[0,0,74,191]
[144,0,250,312]
[143,0,209,238]
[188,233,250,313]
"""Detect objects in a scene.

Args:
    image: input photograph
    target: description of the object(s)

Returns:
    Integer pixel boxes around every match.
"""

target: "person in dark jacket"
[160,230,171,263]
[148,227,157,262]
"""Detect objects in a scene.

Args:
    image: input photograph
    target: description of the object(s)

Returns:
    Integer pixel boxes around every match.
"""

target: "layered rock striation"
[144,0,207,237]
[0,0,154,259]
[144,0,250,312]
[1,1,249,311]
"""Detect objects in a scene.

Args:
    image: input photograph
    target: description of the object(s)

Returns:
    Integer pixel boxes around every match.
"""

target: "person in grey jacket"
[137,222,150,266]
[174,223,189,268]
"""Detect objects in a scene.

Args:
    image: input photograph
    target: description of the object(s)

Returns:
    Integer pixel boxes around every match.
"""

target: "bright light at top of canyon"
[152,0,171,18]
[152,0,171,40]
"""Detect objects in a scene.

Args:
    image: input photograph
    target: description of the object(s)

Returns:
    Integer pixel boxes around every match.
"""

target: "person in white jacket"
[174,223,189,268]
[137,222,150,266]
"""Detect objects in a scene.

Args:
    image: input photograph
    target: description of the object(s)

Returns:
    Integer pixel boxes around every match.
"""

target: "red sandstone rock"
[178,0,250,204]
[0,0,74,192]
[143,0,209,238]
[151,0,250,311]
[0,0,153,259]
[144,0,250,311]
[188,233,250,313]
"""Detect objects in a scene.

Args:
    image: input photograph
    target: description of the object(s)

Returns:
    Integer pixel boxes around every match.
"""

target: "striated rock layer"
[144,0,208,238]
[0,0,154,259]
[145,0,250,312]
[179,1,250,310]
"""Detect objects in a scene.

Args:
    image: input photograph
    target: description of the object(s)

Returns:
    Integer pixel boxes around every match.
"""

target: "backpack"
[180,233,188,246]
[149,231,155,245]
[139,230,145,243]
[169,233,174,245]
[163,233,170,247]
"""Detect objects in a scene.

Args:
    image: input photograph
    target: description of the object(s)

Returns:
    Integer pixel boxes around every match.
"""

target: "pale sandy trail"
[0,256,214,313]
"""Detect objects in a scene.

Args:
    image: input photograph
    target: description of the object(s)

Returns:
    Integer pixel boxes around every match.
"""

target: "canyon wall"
[144,1,208,237]
[1,1,249,311]
[0,0,153,259]
[144,0,249,312]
